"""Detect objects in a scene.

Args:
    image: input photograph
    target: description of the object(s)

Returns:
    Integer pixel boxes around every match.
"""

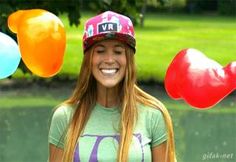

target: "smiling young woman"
[48,11,176,162]
[92,40,127,90]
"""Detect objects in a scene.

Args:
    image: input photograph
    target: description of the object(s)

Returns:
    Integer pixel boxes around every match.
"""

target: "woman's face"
[92,39,127,88]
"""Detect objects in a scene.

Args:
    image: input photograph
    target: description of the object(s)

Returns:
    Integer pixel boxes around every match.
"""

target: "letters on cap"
[98,22,118,33]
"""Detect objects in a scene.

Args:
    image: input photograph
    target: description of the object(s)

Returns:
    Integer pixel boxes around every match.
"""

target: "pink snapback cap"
[83,11,136,53]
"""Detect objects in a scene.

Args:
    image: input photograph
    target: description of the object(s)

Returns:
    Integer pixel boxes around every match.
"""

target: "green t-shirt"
[49,103,167,162]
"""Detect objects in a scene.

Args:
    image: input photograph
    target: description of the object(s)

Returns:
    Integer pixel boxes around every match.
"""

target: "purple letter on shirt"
[73,133,144,162]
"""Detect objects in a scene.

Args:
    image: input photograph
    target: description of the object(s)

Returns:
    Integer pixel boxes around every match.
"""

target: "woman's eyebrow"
[94,44,105,48]
[114,44,125,48]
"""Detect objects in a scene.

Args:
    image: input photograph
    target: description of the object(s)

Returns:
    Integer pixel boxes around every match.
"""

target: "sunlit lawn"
[1,83,235,113]
[12,12,236,82]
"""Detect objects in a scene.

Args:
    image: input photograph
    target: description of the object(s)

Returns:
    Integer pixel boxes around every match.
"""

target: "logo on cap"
[98,22,118,33]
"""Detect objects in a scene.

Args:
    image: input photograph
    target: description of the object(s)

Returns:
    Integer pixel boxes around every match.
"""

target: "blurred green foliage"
[186,0,236,15]
[218,0,236,15]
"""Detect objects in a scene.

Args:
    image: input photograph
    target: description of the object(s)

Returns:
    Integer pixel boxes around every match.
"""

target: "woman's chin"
[99,80,120,89]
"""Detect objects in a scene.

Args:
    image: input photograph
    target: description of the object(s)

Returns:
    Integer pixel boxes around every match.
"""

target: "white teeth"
[101,69,118,75]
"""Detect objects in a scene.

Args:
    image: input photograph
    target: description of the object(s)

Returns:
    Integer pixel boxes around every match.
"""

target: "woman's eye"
[96,50,104,53]
[114,51,122,55]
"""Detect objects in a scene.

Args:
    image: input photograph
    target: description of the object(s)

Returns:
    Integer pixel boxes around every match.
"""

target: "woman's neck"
[96,83,120,108]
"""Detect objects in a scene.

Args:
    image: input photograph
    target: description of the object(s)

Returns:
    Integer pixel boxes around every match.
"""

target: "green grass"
[1,83,235,113]
[14,12,236,82]
[11,12,236,82]
[134,14,236,82]
[0,84,70,109]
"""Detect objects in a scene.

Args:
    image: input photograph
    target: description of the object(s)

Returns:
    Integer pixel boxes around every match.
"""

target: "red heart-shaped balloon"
[165,48,236,109]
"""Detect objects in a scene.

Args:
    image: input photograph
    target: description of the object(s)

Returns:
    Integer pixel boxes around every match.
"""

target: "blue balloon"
[0,32,21,79]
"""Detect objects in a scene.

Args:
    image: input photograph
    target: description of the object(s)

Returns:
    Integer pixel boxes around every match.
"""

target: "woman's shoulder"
[52,104,75,121]
[138,104,164,123]
[137,103,164,118]
[136,103,167,141]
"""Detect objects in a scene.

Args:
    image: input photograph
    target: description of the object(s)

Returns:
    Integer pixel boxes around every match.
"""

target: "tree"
[0,0,81,32]
[139,0,168,27]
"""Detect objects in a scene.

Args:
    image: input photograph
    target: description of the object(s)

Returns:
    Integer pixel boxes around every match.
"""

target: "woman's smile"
[100,68,119,76]
[92,39,126,88]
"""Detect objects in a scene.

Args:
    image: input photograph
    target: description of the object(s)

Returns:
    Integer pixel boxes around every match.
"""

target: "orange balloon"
[8,9,66,77]
[8,10,25,33]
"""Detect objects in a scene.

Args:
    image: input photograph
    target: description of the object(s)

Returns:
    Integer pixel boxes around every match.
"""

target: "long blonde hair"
[62,46,176,162]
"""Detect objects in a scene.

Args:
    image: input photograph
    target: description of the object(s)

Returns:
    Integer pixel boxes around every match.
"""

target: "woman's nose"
[104,51,114,63]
